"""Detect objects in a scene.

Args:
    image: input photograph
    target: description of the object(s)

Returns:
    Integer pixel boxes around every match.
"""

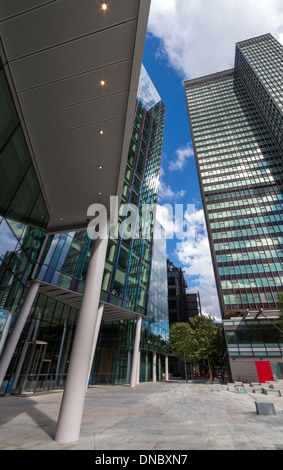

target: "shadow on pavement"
[0,395,57,439]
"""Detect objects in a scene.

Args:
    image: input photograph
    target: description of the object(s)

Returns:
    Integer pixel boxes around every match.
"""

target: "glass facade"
[235,34,283,151]
[224,317,283,359]
[0,64,167,393]
[184,34,283,319]
[0,218,45,336]
[87,65,166,385]
[142,220,169,373]
[0,62,49,228]
[35,64,166,317]
[0,217,46,394]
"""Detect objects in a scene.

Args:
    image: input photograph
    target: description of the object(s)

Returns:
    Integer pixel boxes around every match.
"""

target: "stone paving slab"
[0,381,283,450]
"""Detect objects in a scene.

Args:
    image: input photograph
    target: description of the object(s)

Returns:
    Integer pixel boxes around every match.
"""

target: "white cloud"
[156,203,186,238]
[148,0,283,79]
[157,167,186,201]
[175,209,221,320]
[156,204,175,238]
[168,143,194,171]
[158,181,186,200]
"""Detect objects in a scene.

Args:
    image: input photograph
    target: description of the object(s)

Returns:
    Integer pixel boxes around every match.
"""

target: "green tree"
[169,322,192,382]
[188,315,222,384]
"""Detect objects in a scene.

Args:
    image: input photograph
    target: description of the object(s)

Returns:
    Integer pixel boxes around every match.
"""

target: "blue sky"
[141,0,283,320]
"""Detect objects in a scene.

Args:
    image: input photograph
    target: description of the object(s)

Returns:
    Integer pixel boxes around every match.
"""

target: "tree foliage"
[169,316,223,383]
[169,322,193,382]
[188,315,223,383]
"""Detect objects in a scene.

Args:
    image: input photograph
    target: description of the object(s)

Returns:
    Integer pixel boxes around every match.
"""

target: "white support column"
[0,312,13,357]
[0,280,40,387]
[87,302,104,388]
[153,352,157,383]
[54,229,108,443]
[136,350,140,385]
[165,355,169,381]
[130,316,142,388]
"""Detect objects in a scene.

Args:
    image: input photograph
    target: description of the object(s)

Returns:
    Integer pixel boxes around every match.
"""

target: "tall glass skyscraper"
[184,34,283,382]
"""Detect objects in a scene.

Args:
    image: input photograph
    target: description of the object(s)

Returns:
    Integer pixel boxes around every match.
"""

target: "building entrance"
[11,341,52,394]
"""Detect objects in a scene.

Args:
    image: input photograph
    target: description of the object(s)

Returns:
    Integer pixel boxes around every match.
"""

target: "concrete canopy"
[0,0,150,233]
[36,280,146,323]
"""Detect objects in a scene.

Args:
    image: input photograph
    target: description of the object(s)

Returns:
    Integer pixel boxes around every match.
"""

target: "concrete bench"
[213,384,222,391]
[255,402,276,415]
[270,382,283,389]
[227,384,237,393]
[262,388,281,397]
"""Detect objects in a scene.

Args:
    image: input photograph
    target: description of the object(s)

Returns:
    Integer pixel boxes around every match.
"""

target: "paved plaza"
[0,380,283,451]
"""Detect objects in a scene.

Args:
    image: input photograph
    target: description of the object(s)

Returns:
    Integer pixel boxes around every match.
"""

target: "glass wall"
[144,220,169,354]
[36,231,92,294]
[235,34,283,151]
[0,63,49,228]
[0,291,79,395]
[224,318,283,359]
[35,64,166,317]
[0,218,44,338]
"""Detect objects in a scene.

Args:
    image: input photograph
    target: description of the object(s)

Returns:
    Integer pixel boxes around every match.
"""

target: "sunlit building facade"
[142,220,169,381]
[184,34,283,382]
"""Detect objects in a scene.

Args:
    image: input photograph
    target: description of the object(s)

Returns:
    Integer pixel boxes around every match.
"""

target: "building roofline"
[236,33,273,48]
[184,69,234,88]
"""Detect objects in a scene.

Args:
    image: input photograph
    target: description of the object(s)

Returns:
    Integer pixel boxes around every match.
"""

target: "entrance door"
[255,361,274,383]
[12,341,48,394]
[96,347,114,384]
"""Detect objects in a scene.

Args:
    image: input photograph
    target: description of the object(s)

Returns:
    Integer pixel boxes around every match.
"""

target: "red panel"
[255,361,274,383]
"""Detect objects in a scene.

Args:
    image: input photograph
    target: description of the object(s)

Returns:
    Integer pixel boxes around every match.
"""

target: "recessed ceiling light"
[98,165,102,169]
[98,191,102,195]
[101,2,108,11]
[100,79,106,86]
[60,217,63,221]
[99,130,104,135]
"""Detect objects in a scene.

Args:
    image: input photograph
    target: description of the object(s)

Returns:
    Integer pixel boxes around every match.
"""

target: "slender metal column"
[0,280,40,387]
[126,350,131,384]
[153,351,157,382]
[55,325,67,386]
[54,230,108,443]
[130,316,141,388]
[87,302,104,388]
[165,355,169,381]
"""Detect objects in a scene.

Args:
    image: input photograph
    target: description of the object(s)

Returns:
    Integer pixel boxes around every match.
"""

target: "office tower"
[185,292,201,319]
[167,260,188,324]
[167,260,201,378]
[167,260,201,324]
[184,33,283,382]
